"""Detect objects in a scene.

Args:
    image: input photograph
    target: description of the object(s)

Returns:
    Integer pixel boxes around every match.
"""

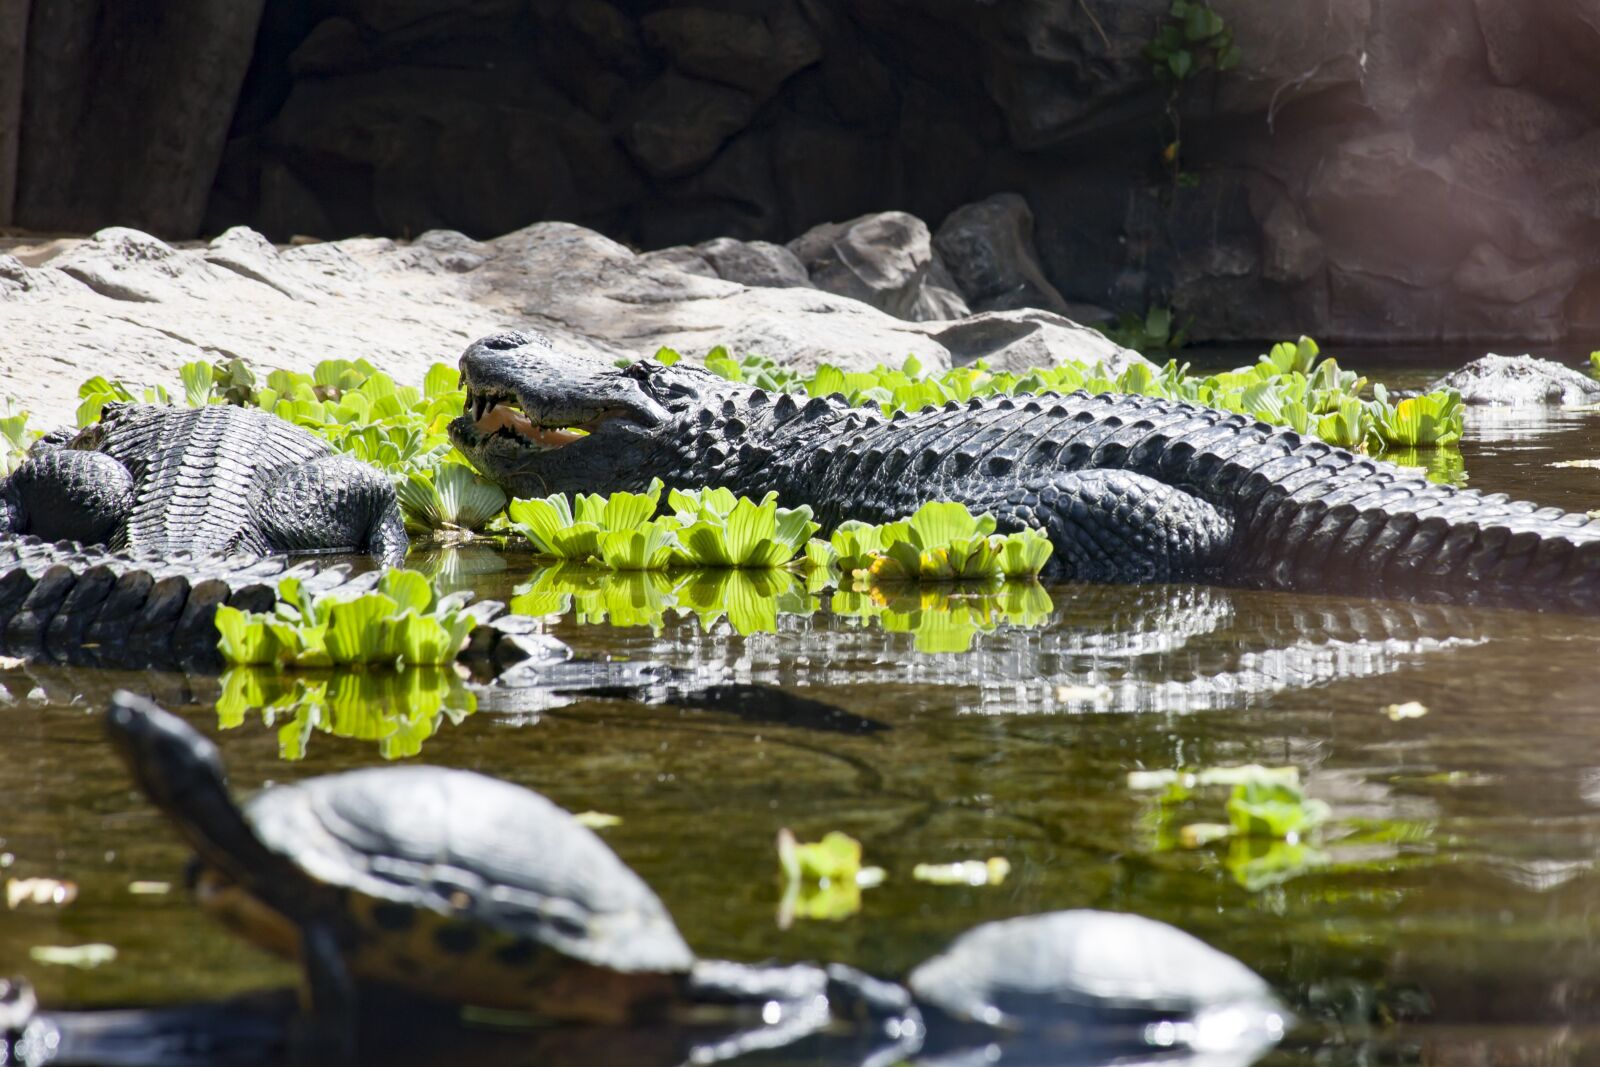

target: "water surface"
[3,359,1600,1065]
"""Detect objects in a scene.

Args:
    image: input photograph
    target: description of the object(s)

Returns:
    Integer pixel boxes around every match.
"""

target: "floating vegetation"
[776,828,884,927]
[508,481,819,571]
[397,464,508,536]
[0,398,32,477]
[858,502,1054,582]
[1132,764,1338,890]
[215,569,477,668]
[911,858,1011,887]
[217,665,476,760]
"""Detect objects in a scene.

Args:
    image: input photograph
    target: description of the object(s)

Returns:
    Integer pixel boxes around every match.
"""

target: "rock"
[287,17,372,78]
[348,0,520,35]
[13,0,265,237]
[623,73,760,180]
[694,238,810,288]
[0,220,1129,420]
[1425,354,1600,406]
[637,246,719,279]
[475,222,958,371]
[913,309,1149,375]
[640,3,821,98]
[788,211,970,322]
[933,193,1069,315]
[0,0,24,226]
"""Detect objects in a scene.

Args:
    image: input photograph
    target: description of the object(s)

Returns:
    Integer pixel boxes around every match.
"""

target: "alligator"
[1,402,407,560]
[450,330,1600,612]
[1425,353,1600,406]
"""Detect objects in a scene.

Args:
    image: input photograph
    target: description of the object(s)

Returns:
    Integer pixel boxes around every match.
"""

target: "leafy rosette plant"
[508,479,666,560]
[214,568,476,669]
[863,502,1054,582]
[397,462,508,535]
[668,487,819,568]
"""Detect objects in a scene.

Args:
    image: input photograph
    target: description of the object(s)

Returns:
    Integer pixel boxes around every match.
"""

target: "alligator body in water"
[451,331,1600,611]
[1,403,407,561]
[0,403,411,667]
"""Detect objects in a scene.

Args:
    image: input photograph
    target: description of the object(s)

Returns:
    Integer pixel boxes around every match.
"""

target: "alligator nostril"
[481,332,527,351]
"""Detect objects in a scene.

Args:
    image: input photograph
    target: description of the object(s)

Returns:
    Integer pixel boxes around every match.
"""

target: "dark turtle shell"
[242,765,693,973]
[208,765,695,1013]
[907,910,1281,1030]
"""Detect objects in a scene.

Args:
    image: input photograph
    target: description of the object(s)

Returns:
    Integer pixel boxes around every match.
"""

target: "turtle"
[103,690,833,1045]
[901,910,1289,1063]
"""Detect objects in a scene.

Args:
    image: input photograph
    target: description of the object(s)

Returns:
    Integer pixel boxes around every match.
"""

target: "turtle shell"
[211,765,694,1012]
[907,910,1278,1030]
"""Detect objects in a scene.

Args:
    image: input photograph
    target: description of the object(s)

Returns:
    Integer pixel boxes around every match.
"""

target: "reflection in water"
[215,667,476,761]
[632,583,1498,716]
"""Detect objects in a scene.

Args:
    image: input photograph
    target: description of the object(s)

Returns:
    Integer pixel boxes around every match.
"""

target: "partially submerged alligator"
[0,402,407,667]
[1,403,407,560]
[452,331,1600,611]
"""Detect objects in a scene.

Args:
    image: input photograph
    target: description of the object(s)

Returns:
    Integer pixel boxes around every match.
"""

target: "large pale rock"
[912,309,1149,375]
[933,193,1069,315]
[789,211,971,322]
[472,223,957,371]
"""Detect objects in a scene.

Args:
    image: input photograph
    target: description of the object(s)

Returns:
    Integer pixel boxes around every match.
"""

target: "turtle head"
[448,330,740,498]
[105,691,230,823]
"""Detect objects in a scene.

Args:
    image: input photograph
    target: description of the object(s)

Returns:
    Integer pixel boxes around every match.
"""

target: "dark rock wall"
[4,0,1600,344]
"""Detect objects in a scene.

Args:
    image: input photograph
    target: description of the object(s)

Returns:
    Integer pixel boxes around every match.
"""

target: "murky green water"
[4,362,1600,1064]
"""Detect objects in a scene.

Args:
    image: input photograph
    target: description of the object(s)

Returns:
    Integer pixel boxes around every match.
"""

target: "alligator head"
[449,330,742,498]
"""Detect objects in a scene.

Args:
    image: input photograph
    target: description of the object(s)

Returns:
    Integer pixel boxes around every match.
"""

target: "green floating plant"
[510,564,816,635]
[1,398,35,477]
[673,568,816,635]
[776,829,885,928]
[1132,764,1335,889]
[510,565,677,630]
[858,502,1054,582]
[668,487,818,568]
[397,462,508,536]
[508,480,665,561]
[217,665,476,760]
[214,568,476,668]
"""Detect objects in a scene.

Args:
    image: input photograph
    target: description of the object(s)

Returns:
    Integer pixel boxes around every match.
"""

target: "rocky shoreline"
[0,202,1143,422]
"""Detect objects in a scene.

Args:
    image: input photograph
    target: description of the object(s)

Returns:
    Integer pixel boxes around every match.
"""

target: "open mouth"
[463,387,589,450]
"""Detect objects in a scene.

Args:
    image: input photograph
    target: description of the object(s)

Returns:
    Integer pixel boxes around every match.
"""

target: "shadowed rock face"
[7,0,1600,343]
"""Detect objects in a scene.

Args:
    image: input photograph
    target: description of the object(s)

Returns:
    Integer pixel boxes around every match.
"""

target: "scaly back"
[92,405,334,555]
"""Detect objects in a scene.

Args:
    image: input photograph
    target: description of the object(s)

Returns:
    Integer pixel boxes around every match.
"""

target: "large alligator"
[1,402,407,560]
[451,330,1600,612]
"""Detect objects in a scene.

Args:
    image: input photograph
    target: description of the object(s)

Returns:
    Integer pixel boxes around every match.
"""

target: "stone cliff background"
[3,0,1599,345]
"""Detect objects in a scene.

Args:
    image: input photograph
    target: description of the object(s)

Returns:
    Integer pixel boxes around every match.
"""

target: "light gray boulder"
[914,309,1150,374]
[788,211,971,322]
